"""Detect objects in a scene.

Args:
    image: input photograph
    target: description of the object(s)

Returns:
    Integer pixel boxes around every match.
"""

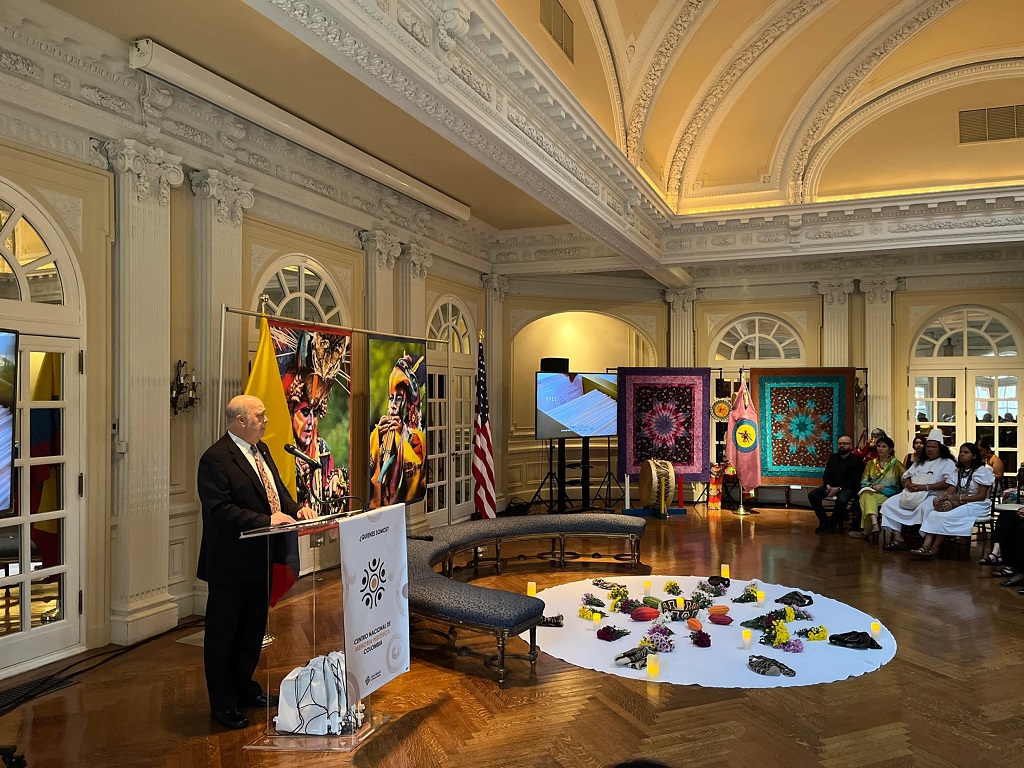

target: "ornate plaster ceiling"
[42,0,1024,229]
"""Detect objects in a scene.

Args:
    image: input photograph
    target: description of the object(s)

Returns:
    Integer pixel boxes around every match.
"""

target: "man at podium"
[197,394,315,730]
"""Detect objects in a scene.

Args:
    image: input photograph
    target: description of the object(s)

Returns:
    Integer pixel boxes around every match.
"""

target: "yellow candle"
[720,564,730,579]
[646,653,660,679]
[526,581,537,596]
[870,621,881,640]
[755,590,765,606]
[593,614,602,631]
[741,629,753,649]
[643,579,652,596]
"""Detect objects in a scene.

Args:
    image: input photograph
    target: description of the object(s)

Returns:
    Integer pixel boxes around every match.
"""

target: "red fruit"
[630,606,660,622]
[708,613,733,625]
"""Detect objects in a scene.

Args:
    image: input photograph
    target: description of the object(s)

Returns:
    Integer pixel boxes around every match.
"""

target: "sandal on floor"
[992,566,1015,578]
[978,552,1003,566]
[912,548,937,560]
[1001,574,1024,587]
[882,540,907,551]
[848,530,867,539]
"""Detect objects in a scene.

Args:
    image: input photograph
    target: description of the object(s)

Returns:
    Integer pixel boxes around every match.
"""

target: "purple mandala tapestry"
[617,367,711,481]
[750,368,855,486]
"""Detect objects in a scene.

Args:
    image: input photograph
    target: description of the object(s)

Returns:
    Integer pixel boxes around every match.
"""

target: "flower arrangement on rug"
[689,630,712,648]
[687,590,714,610]
[578,606,608,620]
[581,593,606,608]
[612,597,643,614]
[740,605,814,630]
[695,579,728,598]
[732,582,760,603]
[663,580,682,596]
[759,619,804,653]
[609,585,629,602]
[795,625,828,641]
[639,623,676,653]
[596,625,631,642]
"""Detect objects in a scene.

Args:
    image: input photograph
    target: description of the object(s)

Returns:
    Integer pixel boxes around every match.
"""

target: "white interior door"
[425,369,475,527]
[0,335,81,672]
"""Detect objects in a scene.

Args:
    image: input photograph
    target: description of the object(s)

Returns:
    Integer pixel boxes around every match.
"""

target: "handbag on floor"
[275,651,355,735]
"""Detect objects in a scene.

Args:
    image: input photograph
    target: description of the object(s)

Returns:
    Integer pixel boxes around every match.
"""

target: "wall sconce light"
[171,360,200,415]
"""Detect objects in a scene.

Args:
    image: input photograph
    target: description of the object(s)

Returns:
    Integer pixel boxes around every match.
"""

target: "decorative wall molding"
[189,170,255,226]
[359,228,402,270]
[664,287,701,312]
[104,139,184,205]
[813,278,854,305]
[481,274,509,302]
[400,242,432,278]
[250,244,279,278]
[0,46,43,80]
[38,187,83,249]
[859,276,902,304]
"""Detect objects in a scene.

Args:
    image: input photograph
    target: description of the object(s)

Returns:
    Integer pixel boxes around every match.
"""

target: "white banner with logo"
[337,503,409,700]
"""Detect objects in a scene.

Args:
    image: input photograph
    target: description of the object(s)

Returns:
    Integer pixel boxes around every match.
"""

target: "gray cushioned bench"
[407,513,646,686]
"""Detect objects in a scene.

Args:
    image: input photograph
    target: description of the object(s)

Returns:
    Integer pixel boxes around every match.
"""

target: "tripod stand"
[593,436,624,509]
[529,439,560,511]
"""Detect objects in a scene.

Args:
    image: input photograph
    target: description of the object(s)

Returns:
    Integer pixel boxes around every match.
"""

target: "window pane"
[281,266,300,293]
[938,401,957,422]
[757,340,781,359]
[30,572,62,628]
[27,261,63,305]
[0,524,21,576]
[29,464,63,515]
[304,302,322,323]
[0,254,20,301]
[29,409,62,458]
[915,402,933,422]
[997,335,1017,357]
[264,273,286,306]
[280,296,301,319]
[304,267,321,297]
[936,377,957,398]
[966,331,993,357]
[30,518,62,569]
[12,217,50,267]
[0,199,13,229]
[320,285,337,315]
[30,352,62,401]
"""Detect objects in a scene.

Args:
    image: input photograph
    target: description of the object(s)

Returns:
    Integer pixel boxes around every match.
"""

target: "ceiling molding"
[664,0,830,203]
[803,57,1024,200]
[578,0,626,150]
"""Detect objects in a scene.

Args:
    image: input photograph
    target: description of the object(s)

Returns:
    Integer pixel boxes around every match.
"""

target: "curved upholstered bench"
[406,513,647,686]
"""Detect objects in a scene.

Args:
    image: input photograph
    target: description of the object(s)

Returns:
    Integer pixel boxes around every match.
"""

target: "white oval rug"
[522,575,897,688]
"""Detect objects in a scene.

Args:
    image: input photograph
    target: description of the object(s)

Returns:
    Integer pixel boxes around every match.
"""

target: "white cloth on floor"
[521,575,896,689]
[880,457,957,530]
[921,464,995,537]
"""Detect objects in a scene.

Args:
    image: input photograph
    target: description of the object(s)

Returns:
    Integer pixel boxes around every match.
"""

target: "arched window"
[913,308,1017,358]
[428,299,473,356]
[714,315,803,361]
[256,262,342,325]
[0,198,65,306]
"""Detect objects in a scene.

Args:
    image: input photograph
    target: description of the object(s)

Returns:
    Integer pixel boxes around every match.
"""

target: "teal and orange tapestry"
[750,368,855,486]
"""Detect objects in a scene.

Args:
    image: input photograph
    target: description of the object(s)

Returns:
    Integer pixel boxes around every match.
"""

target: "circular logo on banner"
[711,398,731,421]
[732,418,758,452]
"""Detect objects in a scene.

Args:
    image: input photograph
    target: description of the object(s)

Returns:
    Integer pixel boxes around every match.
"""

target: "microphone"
[284,443,320,471]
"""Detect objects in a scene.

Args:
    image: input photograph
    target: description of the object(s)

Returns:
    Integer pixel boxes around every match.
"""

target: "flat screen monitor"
[536,372,617,439]
[0,328,17,515]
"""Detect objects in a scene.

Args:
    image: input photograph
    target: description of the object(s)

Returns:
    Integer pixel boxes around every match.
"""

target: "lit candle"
[646,653,660,679]
[593,613,602,632]
[720,564,730,579]
[870,621,881,641]
[526,581,536,596]
[643,579,651,597]
[755,590,765,606]
[741,629,753,650]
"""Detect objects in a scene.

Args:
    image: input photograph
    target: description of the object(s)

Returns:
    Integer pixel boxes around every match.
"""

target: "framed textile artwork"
[750,367,855,485]
[617,367,711,481]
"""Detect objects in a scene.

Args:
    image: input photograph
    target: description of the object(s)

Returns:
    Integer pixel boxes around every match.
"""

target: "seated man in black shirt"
[807,435,864,534]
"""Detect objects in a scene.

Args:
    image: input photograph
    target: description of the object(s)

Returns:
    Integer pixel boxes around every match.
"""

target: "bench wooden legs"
[410,618,539,688]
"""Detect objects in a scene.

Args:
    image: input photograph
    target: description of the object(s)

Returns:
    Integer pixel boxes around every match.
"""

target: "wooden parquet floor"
[3,504,1024,767]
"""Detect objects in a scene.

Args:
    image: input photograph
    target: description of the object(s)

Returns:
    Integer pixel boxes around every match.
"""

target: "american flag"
[472,335,497,519]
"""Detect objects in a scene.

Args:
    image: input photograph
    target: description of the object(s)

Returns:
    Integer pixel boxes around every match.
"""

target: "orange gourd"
[687,618,703,632]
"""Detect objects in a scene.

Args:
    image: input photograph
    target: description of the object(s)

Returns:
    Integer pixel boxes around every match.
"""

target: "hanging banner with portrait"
[268,318,353,514]
[367,335,427,509]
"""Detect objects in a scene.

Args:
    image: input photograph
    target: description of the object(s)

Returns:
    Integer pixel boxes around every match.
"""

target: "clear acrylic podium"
[238,512,392,752]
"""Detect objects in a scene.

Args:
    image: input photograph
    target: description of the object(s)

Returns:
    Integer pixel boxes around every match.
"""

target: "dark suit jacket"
[197,433,299,584]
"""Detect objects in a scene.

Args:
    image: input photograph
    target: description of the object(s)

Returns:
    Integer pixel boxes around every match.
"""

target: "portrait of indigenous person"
[368,341,427,509]
[269,320,352,515]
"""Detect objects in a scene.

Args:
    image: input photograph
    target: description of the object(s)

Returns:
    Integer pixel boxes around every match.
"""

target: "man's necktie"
[251,445,282,516]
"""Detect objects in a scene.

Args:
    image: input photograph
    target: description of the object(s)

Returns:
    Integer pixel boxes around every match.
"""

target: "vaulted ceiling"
[43,0,1024,230]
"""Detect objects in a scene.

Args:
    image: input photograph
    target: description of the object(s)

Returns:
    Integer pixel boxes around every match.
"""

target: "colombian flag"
[244,316,298,605]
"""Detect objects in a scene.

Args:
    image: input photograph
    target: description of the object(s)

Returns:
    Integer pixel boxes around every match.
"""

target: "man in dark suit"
[197,395,314,730]
[807,435,864,534]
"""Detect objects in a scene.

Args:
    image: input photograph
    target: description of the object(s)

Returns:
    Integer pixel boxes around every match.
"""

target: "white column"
[481,275,509,506]
[397,242,432,534]
[397,243,431,336]
[359,229,400,333]
[664,288,700,366]
[190,170,254,449]
[190,170,254,617]
[104,139,184,645]
[814,279,855,366]
[860,277,902,434]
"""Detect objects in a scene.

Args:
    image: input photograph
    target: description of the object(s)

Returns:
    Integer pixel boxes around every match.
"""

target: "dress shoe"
[1001,575,1024,587]
[240,693,279,708]
[211,708,249,730]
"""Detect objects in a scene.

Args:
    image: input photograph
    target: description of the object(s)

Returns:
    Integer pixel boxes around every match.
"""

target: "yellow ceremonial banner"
[244,316,296,498]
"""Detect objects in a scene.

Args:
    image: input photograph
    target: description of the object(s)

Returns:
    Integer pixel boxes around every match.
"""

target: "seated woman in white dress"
[880,428,956,551]
[911,442,994,560]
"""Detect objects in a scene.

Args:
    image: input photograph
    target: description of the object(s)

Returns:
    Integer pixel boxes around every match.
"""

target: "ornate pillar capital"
[482,274,510,302]
[664,287,701,312]
[859,276,903,304]
[359,229,401,270]
[400,243,432,279]
[103,138,184,205]
[813,278,855,305]
[188,169,254,227]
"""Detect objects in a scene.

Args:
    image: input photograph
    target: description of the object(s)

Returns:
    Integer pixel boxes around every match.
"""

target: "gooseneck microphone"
[284,443,320,471]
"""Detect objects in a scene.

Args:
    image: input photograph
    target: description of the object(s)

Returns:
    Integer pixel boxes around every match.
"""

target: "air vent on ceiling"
[958,105,1024,143]
[540,0,574,63]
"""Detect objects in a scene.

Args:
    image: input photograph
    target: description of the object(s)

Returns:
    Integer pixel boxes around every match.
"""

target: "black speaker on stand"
[540,357,569,373]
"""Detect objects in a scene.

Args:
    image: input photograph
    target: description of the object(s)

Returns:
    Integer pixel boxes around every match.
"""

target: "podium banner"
[337,504,409,700]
